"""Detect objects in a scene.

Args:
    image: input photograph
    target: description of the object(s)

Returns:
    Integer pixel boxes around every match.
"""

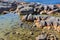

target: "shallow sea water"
[0,13,21,30]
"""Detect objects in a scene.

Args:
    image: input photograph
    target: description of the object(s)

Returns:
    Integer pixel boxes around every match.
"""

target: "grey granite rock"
[40,20,46,27]
[27,14,33,21]
[20,7,34,15]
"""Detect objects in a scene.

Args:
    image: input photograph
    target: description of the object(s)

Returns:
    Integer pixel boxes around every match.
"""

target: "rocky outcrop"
[22,15,60,32]
[22,15,28,21]
[27,14,33,21]
[0,1,17,13]
[0,2,60,15]
[22,14,36,21]
[33,15,60,32]
[19,7,34,15]
[14,2,60,15]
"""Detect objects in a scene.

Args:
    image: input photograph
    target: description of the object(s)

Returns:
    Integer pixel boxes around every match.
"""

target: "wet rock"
[20,7,34,15]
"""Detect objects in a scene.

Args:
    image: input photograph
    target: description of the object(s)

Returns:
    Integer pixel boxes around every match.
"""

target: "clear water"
[0,13,21,30]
